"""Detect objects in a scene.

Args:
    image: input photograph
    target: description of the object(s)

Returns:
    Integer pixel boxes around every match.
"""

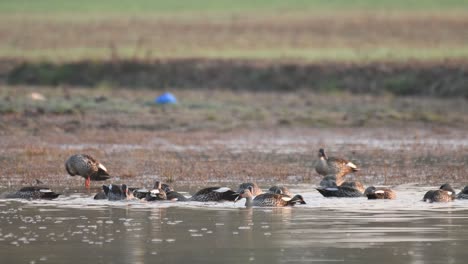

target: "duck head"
[318,148,327,159]
[440,183,456,198]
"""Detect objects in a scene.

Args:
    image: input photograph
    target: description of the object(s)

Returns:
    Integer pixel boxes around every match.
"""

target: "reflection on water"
[1,187,468,263]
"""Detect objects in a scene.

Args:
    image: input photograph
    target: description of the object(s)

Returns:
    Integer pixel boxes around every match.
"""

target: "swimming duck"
[237,182,263,196]
[146,181,167,201]
[130,187,149,199]
[315,149,359,179]
[316,181,364,198]
[166,190,188,201]
[364,186,396,200]
[6,186,60,200]
[341,181,365,193]
[65,154,110,188]
[107,184,133,201]
[93,187,108,200]
[190,187,238,202]
[320,175,344,186]
[457,185,468,199]
[319,172,365,192]
[267,186,292,197]
[423,183,456,203]
[236,188,306,207]
[158,182,188,201]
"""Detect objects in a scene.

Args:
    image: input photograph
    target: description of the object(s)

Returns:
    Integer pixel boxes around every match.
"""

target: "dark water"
[2,187,468,263]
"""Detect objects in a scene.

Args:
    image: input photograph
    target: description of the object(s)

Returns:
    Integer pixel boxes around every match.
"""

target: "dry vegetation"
[1,86,468,189]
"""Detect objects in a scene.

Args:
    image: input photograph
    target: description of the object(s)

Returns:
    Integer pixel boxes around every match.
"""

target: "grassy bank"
[1,85,468,136]
[5,59,468,98]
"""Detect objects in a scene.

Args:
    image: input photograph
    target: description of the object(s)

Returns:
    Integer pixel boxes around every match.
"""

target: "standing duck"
[65,154,111,188]
[190,187,238,202]
[316,181,364,198]
[423,183,456,203]
[364,186,396,200]
[315,149,359,179]
[6,186,60,200]
[268,186,292,197]
[236,188,306,207]
[457,185,468,199]
[237,182,263,196]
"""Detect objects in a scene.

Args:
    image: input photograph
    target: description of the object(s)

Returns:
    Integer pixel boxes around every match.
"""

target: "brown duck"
[364,186,396,200]
[236,188,306,207]
[268,186,292,197]
[423,183,456,203]
[315,148,359,179]
[65,154,110,188]
[237,182,263,196]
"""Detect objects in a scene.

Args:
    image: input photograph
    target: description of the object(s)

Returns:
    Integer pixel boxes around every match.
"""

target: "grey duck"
[65,154,110,188]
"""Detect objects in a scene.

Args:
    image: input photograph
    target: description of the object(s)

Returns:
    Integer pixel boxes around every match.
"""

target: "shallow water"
[1,186,468,263]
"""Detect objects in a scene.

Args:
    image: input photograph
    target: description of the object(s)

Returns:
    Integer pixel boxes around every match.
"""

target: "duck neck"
[244,196,253,207]
[320,156,327,163]
[335,176,345,186]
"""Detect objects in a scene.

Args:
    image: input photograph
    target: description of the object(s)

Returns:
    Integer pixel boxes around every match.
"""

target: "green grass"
[1,0,467,14]
[1,1,468,62]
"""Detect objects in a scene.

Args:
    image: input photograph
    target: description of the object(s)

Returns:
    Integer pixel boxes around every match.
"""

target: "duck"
[107,184,133,201]
[320,175,343,186]
[158,182,188,201]
[6,186,60,200]
[423,183,456,203]
[267,186,292,197]
[237,182,263,196]
[129,181,186,201]
[236,188,306,207]
[190,187,238,202]
[364,186,396,199]
[93,187,108,200]
[457,185,468,199]
[316,181,364,198]
[319,173,365,194]
[145,181,167,201]
[315,149,359,179]
[341,181,365,193]
[65,154,111,188]
[130,187,149,199]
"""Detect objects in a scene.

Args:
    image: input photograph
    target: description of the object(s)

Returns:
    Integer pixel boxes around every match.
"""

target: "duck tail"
[222,190,239,201]
[40,191,60,200]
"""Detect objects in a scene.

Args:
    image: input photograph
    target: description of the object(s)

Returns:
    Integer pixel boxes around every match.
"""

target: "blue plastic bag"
[155,92,177,104]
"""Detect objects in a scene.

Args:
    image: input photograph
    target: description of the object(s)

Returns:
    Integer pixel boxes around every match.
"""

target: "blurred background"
[1,0,468,185]
[2,0,468,128]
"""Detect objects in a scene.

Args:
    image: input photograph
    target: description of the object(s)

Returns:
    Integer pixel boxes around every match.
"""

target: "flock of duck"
[4,149,468,206]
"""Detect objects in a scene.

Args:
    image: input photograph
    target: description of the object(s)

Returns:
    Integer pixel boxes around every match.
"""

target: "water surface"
[1,186,468,263]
